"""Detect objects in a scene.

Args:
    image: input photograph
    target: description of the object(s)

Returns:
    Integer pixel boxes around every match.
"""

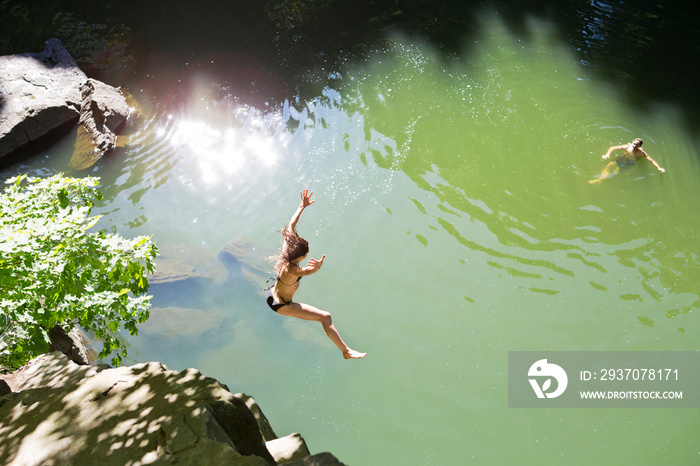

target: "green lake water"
[3,12,699,465]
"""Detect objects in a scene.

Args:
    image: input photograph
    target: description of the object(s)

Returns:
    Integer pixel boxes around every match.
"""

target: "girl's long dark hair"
[273,226,309,275]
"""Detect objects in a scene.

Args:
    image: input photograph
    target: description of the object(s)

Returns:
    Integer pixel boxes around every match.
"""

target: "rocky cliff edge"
[0,352,344,466]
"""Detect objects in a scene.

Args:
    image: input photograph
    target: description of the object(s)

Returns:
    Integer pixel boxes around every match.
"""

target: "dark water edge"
[2,0,699,131]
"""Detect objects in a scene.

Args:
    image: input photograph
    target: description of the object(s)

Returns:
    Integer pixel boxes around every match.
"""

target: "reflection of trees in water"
[1,0,697,122]
[567,0,697,118]
[0,2,134,77]
[266,0,699,124]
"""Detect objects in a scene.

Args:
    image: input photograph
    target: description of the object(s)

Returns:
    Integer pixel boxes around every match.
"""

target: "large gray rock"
[267,433,311,463]
[139,306,224,345]
[219,236,275,290]
[157,243,229,285]
[287,452,347,466]
[48,325,96,366]
[0,39,132,168]
[0,352,298,465]
[0,39,86,159]
[148,258,202,285]
[70,78,131,169]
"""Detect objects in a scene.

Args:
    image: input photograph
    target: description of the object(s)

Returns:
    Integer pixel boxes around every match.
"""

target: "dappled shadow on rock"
[0,39,84,162]
[0,352,339,464]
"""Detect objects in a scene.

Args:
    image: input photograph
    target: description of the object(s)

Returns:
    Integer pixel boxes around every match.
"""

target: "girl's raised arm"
[289,189,314,231]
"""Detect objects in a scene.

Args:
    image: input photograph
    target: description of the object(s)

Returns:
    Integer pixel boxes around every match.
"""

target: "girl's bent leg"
[277,303,366,359]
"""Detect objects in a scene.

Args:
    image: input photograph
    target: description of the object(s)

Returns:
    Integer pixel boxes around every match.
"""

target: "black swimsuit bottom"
[266,289,292,312]
[266,276,301,312]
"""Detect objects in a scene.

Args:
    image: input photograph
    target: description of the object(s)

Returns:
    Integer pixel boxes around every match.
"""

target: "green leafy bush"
[0,174,157,370]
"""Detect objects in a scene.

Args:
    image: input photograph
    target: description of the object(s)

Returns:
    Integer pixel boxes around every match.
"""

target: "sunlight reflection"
[159,104,289,187]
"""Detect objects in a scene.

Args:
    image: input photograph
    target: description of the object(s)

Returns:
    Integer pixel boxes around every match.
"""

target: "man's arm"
[602,144,626,159]
[642,150,665,173]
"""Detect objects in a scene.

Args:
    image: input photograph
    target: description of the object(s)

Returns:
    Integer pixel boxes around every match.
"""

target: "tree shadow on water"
[2,0,698,130]
[265,0,700,132]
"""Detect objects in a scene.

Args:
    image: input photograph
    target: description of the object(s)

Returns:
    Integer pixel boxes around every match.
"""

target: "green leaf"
[0,173,157,368]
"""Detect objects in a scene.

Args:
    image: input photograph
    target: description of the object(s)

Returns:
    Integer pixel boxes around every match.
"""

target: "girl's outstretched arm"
[288,254,327,278]
[289,189,314,231]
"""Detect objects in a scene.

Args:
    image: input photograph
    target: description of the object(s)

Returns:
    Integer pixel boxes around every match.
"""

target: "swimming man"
[590,138,665,184]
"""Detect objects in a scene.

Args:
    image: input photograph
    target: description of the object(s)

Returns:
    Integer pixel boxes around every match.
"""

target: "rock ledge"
[0,353,345,465]
[0,39,130,167]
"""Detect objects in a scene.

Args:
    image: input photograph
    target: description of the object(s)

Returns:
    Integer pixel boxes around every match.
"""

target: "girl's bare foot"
[343,349,367,359]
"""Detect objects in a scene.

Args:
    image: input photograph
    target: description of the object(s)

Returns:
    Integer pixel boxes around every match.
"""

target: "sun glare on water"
[157,103,290,188]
